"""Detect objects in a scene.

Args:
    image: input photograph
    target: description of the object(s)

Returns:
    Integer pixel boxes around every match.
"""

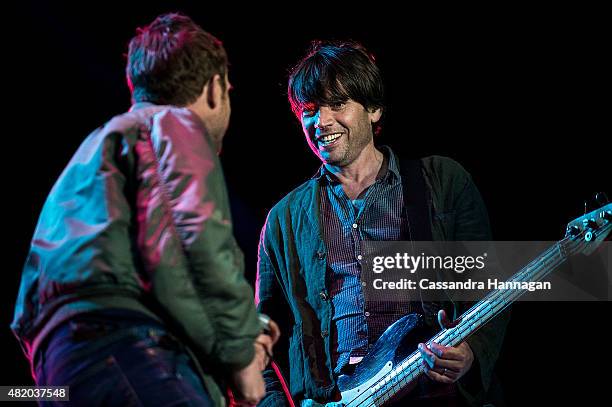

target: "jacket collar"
[311,145,400,184]
[129,101,157,112]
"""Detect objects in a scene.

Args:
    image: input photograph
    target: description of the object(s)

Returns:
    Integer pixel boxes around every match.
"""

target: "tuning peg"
[566,225,581,236]
[583,218,599,230]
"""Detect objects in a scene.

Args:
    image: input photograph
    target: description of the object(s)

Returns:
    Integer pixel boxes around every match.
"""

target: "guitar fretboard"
[362,231,602,406]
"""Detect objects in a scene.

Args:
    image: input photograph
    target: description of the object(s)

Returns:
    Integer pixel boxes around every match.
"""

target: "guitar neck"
[441,237,579,347]
[355,204,611,406]
[370,237,581,405]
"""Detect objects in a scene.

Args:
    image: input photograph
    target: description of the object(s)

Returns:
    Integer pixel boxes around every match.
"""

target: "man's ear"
[369,107,383,123]
[205,74,223,110]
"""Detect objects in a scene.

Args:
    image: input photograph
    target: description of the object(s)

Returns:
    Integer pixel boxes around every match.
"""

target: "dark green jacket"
[256,154,510,406]
[12,104,261,405]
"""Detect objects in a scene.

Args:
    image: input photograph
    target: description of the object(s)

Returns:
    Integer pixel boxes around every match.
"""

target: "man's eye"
[330,103,345,110]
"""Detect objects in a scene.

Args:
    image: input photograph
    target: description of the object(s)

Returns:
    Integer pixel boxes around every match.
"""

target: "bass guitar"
[302,203,611,407]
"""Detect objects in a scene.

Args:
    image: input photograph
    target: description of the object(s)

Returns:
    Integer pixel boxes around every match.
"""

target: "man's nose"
[314,107,333,129]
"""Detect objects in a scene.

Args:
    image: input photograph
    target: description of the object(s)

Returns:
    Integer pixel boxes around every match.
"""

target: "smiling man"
[255,41,509,406]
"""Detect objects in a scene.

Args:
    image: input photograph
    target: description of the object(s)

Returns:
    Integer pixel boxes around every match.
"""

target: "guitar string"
[356,240,570,407]
[363,234,589,406]
[344,239,565,406]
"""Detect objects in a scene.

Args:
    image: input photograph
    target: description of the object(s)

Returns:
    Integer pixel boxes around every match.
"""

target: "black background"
[4,2,610,405]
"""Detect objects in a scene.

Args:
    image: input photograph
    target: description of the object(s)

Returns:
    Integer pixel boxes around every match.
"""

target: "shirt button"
[319,291,329,301]
[357,255,363,260]
[316,251,326,260]
[352,223,358,229]
[365,312,370,317]
[361,281,367,287]
[321,330,329,338]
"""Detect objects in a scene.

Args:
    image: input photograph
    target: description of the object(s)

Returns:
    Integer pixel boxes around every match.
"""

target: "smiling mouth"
[317,132,343,147]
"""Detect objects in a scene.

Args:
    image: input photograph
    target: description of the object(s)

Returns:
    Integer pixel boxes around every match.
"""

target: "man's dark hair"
[127,13,227,106]
[288,40,385,134]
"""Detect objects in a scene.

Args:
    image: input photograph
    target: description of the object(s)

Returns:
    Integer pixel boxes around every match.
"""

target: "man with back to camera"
[255,41,509,406]
[12,12,279,406]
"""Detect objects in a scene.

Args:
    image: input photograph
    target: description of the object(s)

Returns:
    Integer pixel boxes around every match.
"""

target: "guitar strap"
[397,157,445,330]
[398,157,433,242]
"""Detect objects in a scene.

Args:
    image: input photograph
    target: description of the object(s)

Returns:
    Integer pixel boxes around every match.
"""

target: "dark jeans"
[34,310,213,406]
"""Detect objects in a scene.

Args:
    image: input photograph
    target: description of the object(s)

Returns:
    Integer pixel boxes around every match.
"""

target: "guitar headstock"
[564,203,612,255]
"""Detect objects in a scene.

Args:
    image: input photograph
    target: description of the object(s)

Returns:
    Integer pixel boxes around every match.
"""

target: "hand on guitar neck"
[418,310,474,384]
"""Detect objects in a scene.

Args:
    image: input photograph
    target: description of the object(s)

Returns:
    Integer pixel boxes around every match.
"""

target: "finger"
[426,341,459,364]
[422,361,455,384]
[259,350,270,369]
[431,341,470,362]
[433,343,467,362]
[420,343,464,371]
[436,367,458,381]
[255,344,272,366]
[256,334,274,357]
[421,361,455,384]
[429,341,446,358]
[268,319,281,343]
[257,332,273,348]
[429,357,463,371]
[254,343,271,369]
[418,343,436,369]
[422,360,435,380]
[431,365,459,378]
[437,309,461,330]
[425,343,463,368]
